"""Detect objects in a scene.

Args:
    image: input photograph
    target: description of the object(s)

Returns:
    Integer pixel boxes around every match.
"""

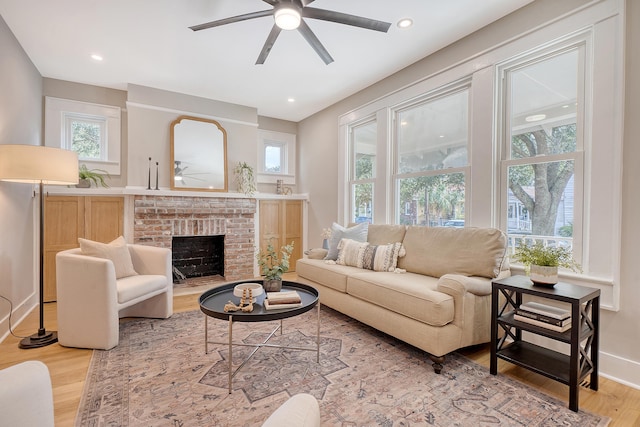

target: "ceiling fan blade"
[256,24,282,65]
[292,0,315,7]
[261,0,278,5]
[297,20,334,65]
[302,7,391,32]
[189,10,273,32]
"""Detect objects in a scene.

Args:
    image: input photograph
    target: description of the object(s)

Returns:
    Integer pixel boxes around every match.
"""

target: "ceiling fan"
[189,0,391,65]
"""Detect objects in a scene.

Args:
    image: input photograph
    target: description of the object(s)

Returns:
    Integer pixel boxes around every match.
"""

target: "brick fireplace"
[133,195,256,281]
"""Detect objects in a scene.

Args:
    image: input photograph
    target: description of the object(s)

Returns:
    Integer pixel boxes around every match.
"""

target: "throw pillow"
[78,236,138,279]
[324,222,369,261]
[336,238,369,268]
[362,242,405,272]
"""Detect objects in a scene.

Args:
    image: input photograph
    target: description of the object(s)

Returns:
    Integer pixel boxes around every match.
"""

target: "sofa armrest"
[437,274,492,297]
[128,244,172,279]
[304,248,328,260]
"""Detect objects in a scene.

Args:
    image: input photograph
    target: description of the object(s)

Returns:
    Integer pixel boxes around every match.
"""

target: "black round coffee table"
[199,279,320,393]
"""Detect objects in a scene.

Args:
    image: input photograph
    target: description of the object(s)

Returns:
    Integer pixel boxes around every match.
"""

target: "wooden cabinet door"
[259,200,283,253]
[43,196,123,302]
[84,197,124,242]
[283,200,303,271]
[43,196,85,302]
[259,200,304,272]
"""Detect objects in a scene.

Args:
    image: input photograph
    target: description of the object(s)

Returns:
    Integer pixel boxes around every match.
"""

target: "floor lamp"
[0,145,78,349]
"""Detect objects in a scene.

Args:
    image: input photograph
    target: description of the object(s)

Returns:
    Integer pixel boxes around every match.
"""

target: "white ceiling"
[0,0,534,122]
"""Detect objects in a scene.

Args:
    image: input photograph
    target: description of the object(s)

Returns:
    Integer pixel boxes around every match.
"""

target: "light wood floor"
[1,279,639,426]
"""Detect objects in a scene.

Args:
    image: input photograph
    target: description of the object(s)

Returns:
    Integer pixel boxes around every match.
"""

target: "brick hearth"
[133,195,256,281]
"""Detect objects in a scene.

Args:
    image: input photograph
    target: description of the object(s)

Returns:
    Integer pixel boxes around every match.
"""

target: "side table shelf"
[490,275,600,412]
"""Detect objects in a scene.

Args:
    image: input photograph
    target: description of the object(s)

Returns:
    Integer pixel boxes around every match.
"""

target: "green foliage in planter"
[512,241,581,272]
[257,241,294,280]
[234,161,256,196]
[79,164,110,188]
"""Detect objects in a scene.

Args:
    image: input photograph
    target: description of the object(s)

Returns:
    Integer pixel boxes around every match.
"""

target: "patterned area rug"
[76,308,610,426]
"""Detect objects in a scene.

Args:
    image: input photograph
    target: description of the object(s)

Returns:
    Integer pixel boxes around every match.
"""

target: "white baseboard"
[600,351,640,390]
[0,294,37,344]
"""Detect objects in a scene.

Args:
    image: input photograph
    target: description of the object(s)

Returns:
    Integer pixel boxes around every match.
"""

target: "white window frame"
[257,130,296,185]
[64,113,108,161]
[391,83,471,226]
[45,96,121,175]
[348,117,377,224]
[497,43,586,264]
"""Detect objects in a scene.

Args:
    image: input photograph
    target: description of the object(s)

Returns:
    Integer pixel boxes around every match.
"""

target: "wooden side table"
[490,275,600,412]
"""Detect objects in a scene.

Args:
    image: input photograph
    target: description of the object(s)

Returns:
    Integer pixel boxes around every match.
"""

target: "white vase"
[530,265,558,287]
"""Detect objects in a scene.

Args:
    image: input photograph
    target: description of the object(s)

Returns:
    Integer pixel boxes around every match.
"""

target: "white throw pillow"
[78,236,138,279]
[324,222,369,261]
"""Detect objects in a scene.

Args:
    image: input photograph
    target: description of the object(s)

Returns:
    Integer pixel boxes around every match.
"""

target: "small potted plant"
[257,240,294,292]
[234,161,256,196]
[512,241,582,286]
[77,164,110,188]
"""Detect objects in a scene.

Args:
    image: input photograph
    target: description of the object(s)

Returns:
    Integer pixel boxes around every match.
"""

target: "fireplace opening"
[172,235,224,283]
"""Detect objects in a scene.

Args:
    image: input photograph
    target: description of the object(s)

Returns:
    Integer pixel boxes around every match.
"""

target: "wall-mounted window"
[45,97,121,175]
[393,86,469,226]
[257,130,296,185]
[498,44,585,267]
[349,119,376,224]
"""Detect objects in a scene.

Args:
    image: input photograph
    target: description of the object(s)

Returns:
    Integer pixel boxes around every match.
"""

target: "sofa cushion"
[325,222,369,261]
[78,236,138,279]
[116,274,167,304]
[367,224,407,245]
[398,226,506,279]
[346,271,454,326]
[296,258,363,293]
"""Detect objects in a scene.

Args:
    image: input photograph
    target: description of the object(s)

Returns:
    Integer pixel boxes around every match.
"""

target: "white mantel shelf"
[44,186,309,200]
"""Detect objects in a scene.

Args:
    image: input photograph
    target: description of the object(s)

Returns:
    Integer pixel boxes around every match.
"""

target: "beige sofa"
[296,224,509,373]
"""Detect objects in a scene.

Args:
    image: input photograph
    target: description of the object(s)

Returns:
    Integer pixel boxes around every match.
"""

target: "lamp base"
[19,330,58,349]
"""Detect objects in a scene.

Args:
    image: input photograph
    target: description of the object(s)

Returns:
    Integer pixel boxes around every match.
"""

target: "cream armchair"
[56,244,173,350]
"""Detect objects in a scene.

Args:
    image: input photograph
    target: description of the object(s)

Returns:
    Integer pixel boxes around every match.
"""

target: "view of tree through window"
[395,89,468,226]
[350,121,376,223]
[71,120,101,159]
[504,48,581,242]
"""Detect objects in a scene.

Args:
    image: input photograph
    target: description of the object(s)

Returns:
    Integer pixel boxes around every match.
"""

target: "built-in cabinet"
[258,200,303,272]
[43,196,124,302]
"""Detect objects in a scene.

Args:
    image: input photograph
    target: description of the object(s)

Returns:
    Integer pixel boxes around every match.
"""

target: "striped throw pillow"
[336,238,369,268]
[362,242,404,272]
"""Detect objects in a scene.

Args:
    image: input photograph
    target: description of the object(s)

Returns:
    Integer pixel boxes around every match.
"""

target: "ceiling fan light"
[275,6,301,30]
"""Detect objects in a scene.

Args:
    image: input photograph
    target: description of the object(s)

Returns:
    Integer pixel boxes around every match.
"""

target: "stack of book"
[264,290,302,310]
[514,301,571,332]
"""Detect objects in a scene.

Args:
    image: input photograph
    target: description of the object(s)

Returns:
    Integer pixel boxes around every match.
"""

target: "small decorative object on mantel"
[257,240,294,292]
[512,241,582,287]
[234,161,256,196]
[77,164,109,188]
[155,162,159,190]
[147,157,152,190]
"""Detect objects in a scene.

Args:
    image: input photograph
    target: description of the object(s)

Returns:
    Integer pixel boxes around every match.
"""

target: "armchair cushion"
[79,236,138,279]
[117,274,168,304]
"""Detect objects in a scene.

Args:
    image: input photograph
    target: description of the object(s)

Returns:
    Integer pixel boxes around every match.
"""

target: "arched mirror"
[170,116,228,191]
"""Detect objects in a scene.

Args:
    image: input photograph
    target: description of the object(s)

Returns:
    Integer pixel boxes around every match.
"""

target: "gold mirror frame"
[170,116,228,192]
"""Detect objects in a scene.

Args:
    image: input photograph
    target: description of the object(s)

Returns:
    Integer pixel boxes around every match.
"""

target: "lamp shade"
[0,145,78,185]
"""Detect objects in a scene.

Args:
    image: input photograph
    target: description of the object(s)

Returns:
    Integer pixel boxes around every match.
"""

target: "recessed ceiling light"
[562,105,569,108]
[439,135,445,138]
[287,98,295,103]
[397,18,413,28]
[525,114,546,122]
[90,54,103,61]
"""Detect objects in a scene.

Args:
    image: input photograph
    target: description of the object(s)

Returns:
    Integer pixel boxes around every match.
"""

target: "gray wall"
[0,15,43,330]
[297,0,640,384]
